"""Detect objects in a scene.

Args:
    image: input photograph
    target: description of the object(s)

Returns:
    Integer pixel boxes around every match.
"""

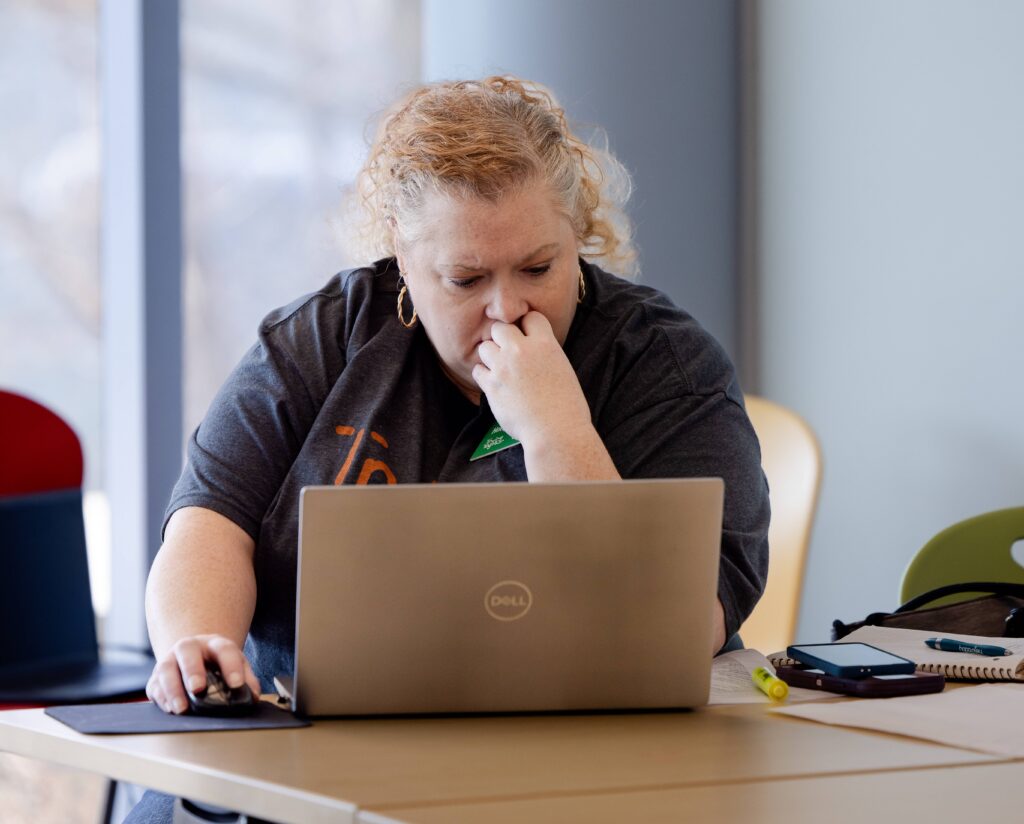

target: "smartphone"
[776,666,945,698]
[786,642,916,678]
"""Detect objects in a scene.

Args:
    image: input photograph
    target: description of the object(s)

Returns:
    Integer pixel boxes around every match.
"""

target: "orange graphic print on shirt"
[334,425,397,485]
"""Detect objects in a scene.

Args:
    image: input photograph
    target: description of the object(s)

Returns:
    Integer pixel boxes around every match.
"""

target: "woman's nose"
[485,282,529,324]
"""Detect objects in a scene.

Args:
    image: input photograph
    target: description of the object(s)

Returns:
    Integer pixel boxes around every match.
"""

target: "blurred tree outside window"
[182,0,420,437]
[1,0,421,619]
[0,0,110,615]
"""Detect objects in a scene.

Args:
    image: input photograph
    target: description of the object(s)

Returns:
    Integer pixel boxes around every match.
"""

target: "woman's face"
[396,182,580,402]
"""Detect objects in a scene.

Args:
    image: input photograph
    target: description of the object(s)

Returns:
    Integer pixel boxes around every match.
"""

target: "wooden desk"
[358,760,1024,823]
[0,702,1007,823]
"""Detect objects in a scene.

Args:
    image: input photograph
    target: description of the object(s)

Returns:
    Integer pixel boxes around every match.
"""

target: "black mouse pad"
[45,700,310,735]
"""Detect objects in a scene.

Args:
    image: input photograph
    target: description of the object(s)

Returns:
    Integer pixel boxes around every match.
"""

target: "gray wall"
[756,1,1024,640]
[423,0,741,362]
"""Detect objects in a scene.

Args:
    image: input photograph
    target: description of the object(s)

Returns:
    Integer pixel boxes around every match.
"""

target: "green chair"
[900,507,1024,606]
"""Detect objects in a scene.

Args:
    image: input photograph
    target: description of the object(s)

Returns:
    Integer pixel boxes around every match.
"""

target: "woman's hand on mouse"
[146,634,261,714]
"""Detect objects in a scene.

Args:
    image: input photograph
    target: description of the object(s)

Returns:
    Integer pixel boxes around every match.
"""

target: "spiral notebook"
[769,625,1024,681]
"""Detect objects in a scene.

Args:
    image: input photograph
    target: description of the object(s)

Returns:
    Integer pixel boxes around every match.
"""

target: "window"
[0,0,110,615]
[182,0,421,436]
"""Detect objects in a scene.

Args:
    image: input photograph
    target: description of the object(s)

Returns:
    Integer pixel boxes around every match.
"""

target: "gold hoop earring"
[397,281,418,329]
[577,267,586,304]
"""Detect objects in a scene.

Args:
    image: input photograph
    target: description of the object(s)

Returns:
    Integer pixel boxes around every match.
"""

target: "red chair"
[0,389,84,496]
[1,390,154,822]
[0,389,152,706]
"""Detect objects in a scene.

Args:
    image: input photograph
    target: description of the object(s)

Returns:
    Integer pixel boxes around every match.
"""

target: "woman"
[144,76,769,718]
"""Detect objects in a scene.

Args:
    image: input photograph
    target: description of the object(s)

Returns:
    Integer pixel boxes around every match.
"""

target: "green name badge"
[470,421,521,461]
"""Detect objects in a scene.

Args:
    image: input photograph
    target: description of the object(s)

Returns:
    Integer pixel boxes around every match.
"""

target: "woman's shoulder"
[578,262,737,397]
[259,258,399,336]
[240,259,404,397]
[585,262,701,330]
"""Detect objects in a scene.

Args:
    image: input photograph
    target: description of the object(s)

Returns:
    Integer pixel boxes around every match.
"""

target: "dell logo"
[484,580,533,622]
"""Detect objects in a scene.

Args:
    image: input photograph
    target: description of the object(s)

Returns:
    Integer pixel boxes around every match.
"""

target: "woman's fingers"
[172,637,208,695]
[154,657,189,714]
[519,310,553,337]
[147,634,259,713]
[207,636,249,689]
[476,339,499,369]
[488,320,523,348]
[146,673,168,712]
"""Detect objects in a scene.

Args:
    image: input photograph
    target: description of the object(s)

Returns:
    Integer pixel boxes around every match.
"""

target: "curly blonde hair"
[349,76,637,277]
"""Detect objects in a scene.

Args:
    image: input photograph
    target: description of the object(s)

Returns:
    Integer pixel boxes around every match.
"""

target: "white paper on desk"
[773,683,1024,757]
[708,648,837,705]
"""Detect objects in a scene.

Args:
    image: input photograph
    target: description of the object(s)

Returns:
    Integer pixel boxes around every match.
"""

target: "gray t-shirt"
[165,259,769,686]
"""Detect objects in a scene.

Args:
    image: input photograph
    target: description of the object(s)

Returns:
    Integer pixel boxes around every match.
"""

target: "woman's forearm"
[145,506,257,659]
[522,422,621,482]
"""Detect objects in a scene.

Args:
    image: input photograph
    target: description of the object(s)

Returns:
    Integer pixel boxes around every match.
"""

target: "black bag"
[832,581,1024,640]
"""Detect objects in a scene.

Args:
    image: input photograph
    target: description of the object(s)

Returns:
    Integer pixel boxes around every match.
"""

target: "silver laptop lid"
[293,478,723,716]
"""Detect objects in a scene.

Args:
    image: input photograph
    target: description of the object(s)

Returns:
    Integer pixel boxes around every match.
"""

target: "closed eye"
[449,264,550,288]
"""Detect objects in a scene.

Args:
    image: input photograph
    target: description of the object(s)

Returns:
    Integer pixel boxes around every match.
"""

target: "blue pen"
[925,637,1011,657]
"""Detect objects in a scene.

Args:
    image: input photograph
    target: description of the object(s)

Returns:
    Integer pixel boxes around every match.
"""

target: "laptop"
[0,489,153,704]
[291,478,724,716]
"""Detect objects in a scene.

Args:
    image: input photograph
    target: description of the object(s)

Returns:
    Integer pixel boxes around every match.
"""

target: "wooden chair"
[900,507,1024,606]
[738,395,823,653]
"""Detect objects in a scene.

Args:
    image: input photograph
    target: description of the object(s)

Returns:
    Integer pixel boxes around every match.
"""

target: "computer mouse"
[185,660,258,716]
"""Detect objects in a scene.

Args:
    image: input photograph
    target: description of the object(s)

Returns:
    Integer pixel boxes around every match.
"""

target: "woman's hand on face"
[472,311,591,446]
[146,634,261,715]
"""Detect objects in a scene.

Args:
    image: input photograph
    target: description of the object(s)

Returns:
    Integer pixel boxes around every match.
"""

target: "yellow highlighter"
[752,666,789,701]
